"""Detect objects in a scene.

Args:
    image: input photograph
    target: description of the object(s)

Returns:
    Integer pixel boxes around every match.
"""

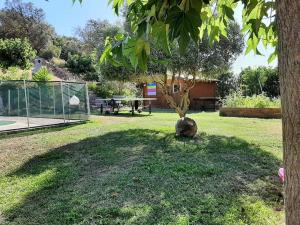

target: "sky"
[0,0,277,74]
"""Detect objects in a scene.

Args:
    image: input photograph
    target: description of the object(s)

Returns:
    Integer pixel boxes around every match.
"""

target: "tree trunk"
[158,82,191,118]
[156,78,197,137]
[276,1,300,224]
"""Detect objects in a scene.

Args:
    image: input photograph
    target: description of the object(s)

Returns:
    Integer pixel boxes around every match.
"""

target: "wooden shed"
[142,79,219,111]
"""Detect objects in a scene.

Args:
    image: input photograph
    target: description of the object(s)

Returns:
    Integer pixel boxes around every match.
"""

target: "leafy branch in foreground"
[74,0,276,71]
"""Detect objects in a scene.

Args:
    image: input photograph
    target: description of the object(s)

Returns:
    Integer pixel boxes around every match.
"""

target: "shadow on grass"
[134,108,216,115]
[0,122,86,140]
[99,112,152,118]
[3,129,283,225]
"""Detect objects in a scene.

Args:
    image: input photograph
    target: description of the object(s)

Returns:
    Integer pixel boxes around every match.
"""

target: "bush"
[88,82,113,98]
[0,38,36,69]
[51,57,66,68]
[222,91,281,108]
[40,44,61,60]
[66,54,95,74]
[0,67,30,80]
[53,36,82,61]
[88,81,138,98]
[32,67,53,81]
[66,54,99,81]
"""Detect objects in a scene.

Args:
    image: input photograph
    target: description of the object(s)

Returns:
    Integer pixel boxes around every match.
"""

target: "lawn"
[0,111,284,225]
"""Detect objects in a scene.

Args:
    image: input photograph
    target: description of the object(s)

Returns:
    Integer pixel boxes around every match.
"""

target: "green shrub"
[222,91,281,108]
[51,57,66,68]
[0,38,36,69]
[66,54,95,74]
[66,54,101,81]
[88,81,138,98]
[88,82,113,98]
[54,36,82,61]
[40,44,61,60]
[32,67,53,81]
[0,67,30,80]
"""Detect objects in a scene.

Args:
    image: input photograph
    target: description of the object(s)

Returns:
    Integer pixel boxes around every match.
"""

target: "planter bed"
[219,107,281,119]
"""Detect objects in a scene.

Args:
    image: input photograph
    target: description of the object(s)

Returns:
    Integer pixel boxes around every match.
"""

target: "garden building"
[142,79,219,111]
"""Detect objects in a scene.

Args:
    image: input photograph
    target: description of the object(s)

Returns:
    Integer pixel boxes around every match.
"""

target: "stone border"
[219,107,281,119]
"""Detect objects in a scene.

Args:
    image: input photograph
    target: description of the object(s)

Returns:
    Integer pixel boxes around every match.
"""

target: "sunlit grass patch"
[219,195,283,225]
[0,169,57,212]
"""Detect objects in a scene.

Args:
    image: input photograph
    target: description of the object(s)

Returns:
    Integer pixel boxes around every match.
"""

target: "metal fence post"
[67,83,70,120]
[60,81,66,124]
[39,86,42,115]
[17,88,20,116]
[53,83,56,116]
[8,89,10,115]
[27,85,30,116]
[85,82,90,118]
[23,80,30,129]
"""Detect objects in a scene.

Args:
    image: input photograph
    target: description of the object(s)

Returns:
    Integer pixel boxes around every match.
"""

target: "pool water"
[0,121,16,126]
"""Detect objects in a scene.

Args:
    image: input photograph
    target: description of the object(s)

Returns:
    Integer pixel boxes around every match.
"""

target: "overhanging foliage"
[74,0,277,71]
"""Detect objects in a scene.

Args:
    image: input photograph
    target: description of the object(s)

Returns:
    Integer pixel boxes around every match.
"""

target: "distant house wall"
[142,80,218,111]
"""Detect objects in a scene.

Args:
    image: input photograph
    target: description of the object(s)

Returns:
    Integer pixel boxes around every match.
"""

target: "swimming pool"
[0,121,16,126]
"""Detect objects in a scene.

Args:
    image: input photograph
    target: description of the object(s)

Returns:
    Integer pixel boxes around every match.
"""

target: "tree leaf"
[99,44,112,64]
[223,5,234,20]
[137,20,147,37]
[190,0,202,11]
[248,19,261,37]
[186,8,202,42]
[136,38,150,71]
[178,28,190,54]
[115,33,124,41]
[209,25,219,46]
[245,38,253,55]
[166,6,184,40]
[151,21,170,54]
[123,38,138,69]
[268,49,277,63]
[167,6,201,53]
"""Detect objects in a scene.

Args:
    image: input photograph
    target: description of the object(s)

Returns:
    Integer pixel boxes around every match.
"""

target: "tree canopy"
[0,0,55,53]
[217,72,239,98]
[76,19,121,53]
[66,53,100,80]
[0,38,36,69]
[240,66,279,97]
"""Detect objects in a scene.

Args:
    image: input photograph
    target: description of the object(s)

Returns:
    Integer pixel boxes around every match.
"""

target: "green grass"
[0,111,284,225]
